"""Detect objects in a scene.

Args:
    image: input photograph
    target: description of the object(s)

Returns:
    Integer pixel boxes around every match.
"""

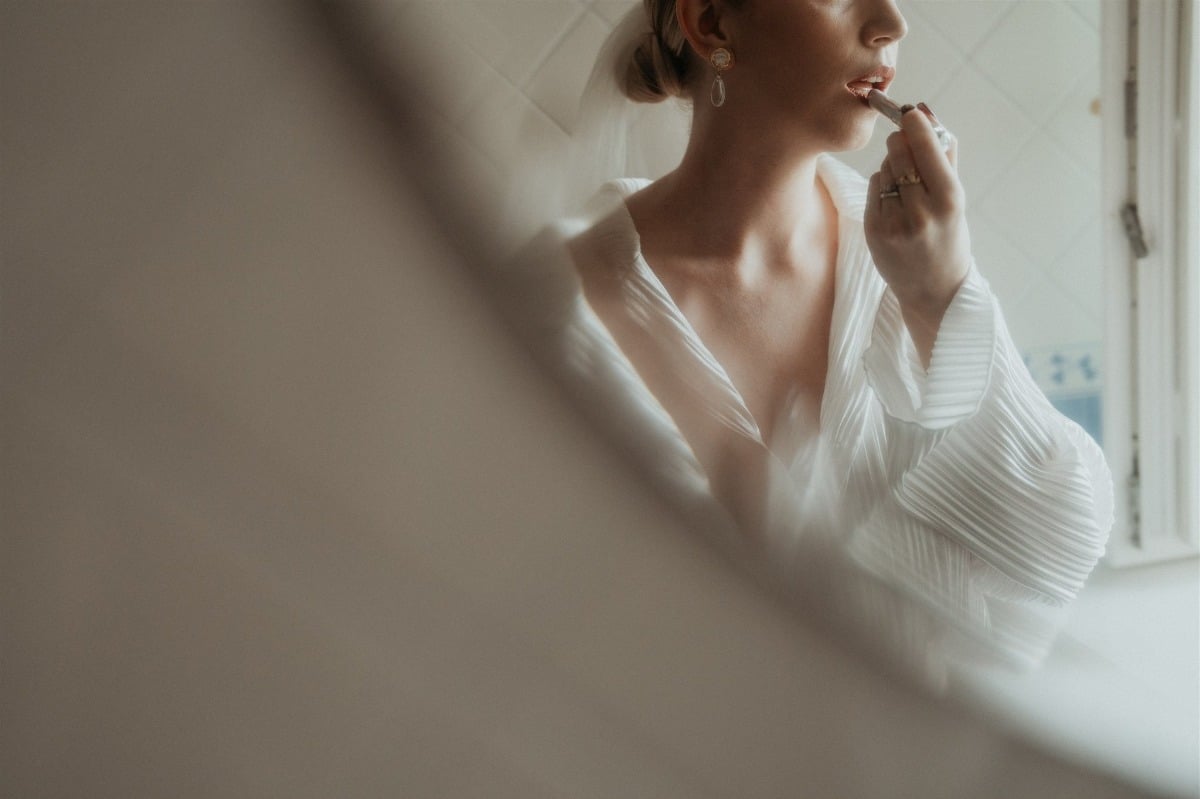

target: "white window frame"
[1102,0,1200,566]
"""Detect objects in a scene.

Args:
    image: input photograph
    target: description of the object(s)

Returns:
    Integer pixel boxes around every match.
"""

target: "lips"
[846,65,896,102]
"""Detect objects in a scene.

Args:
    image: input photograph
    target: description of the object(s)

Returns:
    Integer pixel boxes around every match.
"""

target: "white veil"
[502,4,690,247]
[565,4,691,210]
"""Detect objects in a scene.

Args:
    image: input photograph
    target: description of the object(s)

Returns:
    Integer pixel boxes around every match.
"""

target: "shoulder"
[502,179,649,324]
[520,179,648,265]
[568,178,650,284]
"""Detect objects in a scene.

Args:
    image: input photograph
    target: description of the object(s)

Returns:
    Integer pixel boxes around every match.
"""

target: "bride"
[520,0,1111,670]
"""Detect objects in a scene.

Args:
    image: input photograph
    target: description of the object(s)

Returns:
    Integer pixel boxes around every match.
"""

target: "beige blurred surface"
[0,3,1167,797]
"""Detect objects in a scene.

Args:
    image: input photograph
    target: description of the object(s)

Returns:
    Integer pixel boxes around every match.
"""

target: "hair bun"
[622,31,689,103]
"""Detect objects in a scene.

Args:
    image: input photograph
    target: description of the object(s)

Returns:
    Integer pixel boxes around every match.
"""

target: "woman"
[520,0,1111,670]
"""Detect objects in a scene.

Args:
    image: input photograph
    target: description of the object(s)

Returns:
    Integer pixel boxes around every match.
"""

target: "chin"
[827,120,878,154]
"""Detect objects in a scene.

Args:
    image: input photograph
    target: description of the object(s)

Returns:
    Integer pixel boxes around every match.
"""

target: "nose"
[862,0,908,46]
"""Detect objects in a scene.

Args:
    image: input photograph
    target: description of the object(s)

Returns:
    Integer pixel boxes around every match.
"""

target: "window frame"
[1102,0,1200,566]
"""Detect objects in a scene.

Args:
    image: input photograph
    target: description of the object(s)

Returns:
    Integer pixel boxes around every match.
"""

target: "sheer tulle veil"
[567,5,674,209]
[504,4,689,246]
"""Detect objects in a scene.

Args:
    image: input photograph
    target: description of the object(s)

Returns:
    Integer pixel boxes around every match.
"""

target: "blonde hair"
[621,0,694,102]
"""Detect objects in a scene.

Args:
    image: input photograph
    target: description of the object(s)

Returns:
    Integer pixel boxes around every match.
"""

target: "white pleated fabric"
[508,156,1113,675]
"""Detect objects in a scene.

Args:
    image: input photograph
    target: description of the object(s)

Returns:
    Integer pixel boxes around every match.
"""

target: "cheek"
[792,48,853,96]
[756,56,840,104]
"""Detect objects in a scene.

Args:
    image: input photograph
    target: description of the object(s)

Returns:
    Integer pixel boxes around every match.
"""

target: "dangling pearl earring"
[709,47,734,107]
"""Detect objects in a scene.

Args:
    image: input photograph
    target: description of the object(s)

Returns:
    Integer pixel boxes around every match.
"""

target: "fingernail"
[917,102,939,123]
[899,103,916,114]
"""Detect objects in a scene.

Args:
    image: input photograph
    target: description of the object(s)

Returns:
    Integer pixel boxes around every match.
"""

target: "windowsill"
[952,557,1200,798]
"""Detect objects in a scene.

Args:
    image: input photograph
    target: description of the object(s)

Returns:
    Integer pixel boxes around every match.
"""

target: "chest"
[659,260,838,443]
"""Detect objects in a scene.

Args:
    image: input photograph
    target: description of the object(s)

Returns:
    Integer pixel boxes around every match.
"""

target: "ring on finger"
[895,171,922,186]
[880,188,902,199]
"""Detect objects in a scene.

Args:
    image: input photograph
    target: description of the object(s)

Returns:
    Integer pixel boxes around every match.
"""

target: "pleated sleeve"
[857,264,1114,664]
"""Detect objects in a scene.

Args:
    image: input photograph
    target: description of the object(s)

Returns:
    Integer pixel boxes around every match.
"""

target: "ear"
[675,0,735,60]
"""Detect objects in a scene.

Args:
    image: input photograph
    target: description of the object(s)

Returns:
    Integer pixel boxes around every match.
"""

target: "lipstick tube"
[868,89,952,152]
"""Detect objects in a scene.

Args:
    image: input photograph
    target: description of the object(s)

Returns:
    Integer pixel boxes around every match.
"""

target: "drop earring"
[709,47,734,108]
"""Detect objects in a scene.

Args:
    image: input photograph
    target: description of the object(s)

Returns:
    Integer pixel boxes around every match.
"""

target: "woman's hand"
[864,105,972,365]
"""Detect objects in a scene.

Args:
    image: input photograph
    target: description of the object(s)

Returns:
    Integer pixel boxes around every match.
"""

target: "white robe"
[508,155,1113,673]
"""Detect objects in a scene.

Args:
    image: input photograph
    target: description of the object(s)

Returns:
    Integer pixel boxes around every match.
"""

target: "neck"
[650,112,835,268]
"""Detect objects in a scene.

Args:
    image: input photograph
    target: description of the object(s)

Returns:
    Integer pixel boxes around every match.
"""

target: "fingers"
[865,168,881,226]
[937,115,959,170]
[877,158,904,216]
[898,108,957,200]
[869,159,906,235]
[884,131,924,202]
[878,157,896,192]
[943,131,958,170]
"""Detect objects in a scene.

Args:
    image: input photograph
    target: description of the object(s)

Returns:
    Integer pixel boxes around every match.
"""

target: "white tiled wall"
[385,0,1105,436]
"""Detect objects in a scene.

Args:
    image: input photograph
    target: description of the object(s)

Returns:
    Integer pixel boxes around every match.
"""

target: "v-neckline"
[606,158,850,462]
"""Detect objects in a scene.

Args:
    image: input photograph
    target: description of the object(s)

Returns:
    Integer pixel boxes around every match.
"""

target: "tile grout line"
[405,3,588,144]
[517,1,590,93]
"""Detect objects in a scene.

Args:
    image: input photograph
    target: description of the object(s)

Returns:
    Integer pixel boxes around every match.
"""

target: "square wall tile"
[1005,273,1104,352]
[461,72,570,173]
[890,6,965,101]
[525,10,614,131]
[975,133,1097,265]
[907,0,1016,56]
[971,1,1099,125]
[1045,219,1105,326]
[970,217,1039,312]
[1044,69,1102,175]
[459,72,575,243]
[590,0,639,26]
[1066,0,1104,31]
[928,62,1038,197]
[459,0,587,87]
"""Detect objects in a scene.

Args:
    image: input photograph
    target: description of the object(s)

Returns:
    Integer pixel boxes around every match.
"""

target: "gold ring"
[896,171,922,186]
[880,189,901,199]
